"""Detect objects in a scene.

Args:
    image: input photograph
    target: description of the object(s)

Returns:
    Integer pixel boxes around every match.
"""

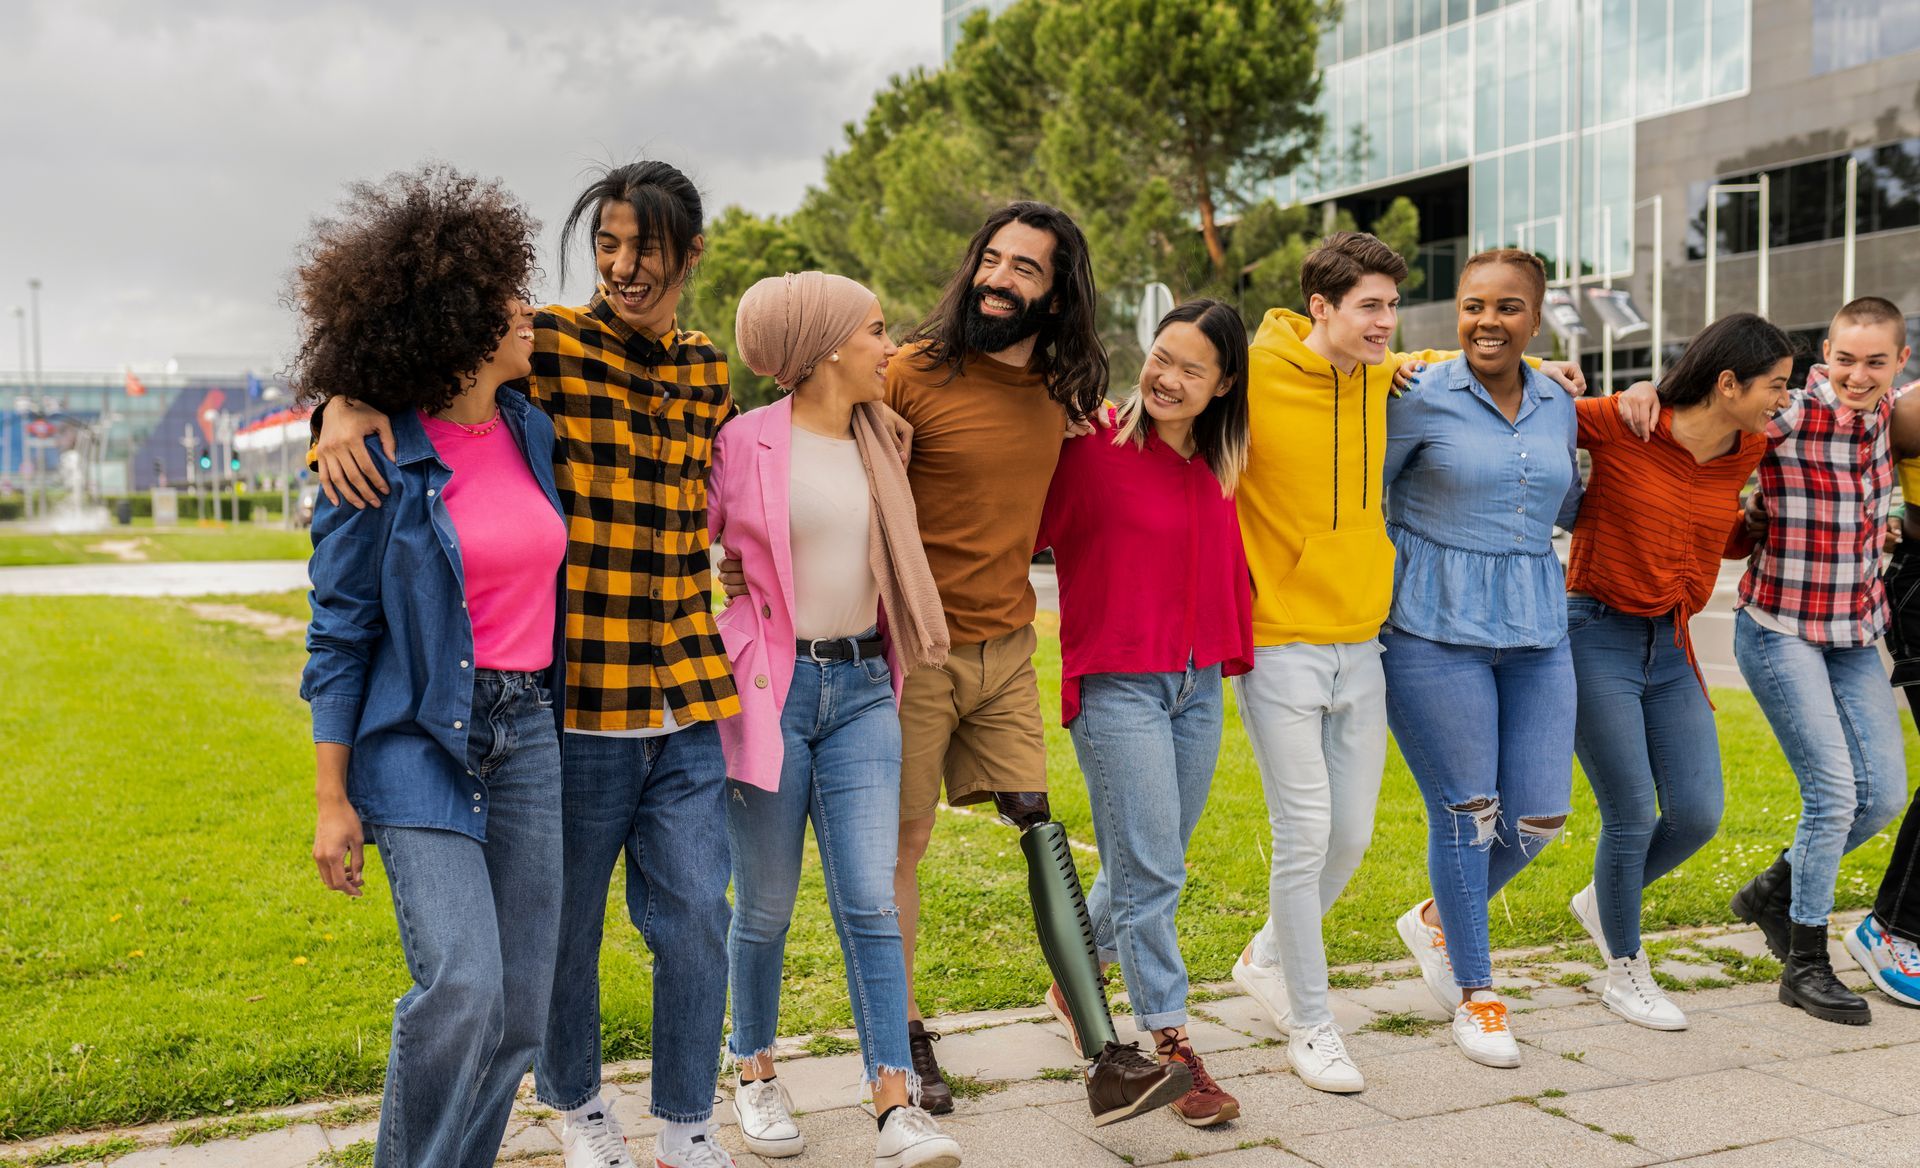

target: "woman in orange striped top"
[1564,313,1794,1033]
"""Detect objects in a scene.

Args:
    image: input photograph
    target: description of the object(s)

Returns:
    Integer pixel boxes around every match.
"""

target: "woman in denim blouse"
[297,166,570,1168]
[1378,249,1582,1070]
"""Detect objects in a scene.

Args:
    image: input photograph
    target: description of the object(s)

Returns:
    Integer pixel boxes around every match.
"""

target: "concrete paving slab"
[1653,1138,1860,1166]
[1152,1147,1317,1166]
[725,1052,873,1114]
[497,1119,561,1159]
[937,1105,1130,1166]
[1646,983,1775,1011]
[933,1019,1083,1082]
[1188,1043,1291,1081]
[1715,998,1920,1051]
[1342,978,1455,1020]
[1799,1111,1920,1166]
[322,1120,379,1149]
[1506,983,1595,1009]
[1350,1043,1630,1119]
[107,1124,330,1167]
[1503,1000,1615,1035]
[1039,1070,1388,1165]
[951,1075,1088,1115]
[1710,930,1777,959]
[1550,1068,1892,1158]
[1524,1008,1831,1079]
[1758,1041,1920,1114]
[1285,1101,1661,1168]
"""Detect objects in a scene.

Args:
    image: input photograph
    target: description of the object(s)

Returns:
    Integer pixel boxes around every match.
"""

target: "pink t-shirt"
[420,412,568,672]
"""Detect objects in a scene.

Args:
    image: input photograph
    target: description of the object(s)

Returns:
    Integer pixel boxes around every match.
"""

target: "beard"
[962,284,1052,354]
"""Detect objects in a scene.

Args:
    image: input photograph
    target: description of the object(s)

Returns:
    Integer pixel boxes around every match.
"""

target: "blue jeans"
[726,652,910,1086]
[1569,597,1725,957]
[1382,628,1573,989]
[534,719,731,1123]
[1734,609,1908,925]
[1072,662,1224,1032]
[370,670,563,1168]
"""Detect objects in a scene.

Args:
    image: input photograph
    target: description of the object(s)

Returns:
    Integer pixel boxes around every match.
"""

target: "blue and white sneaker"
[1845,914,1920,1008]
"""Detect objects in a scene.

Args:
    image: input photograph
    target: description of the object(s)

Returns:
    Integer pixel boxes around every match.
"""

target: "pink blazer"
[709,395,905,791]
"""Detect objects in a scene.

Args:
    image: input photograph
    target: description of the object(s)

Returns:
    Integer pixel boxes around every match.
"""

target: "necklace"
[444,410,501,437]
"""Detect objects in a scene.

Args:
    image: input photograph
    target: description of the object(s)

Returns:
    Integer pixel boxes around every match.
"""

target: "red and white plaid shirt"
[1737,365,1895,646]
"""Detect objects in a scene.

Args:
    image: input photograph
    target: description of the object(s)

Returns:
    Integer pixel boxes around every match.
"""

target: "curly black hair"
[290,164,539,416]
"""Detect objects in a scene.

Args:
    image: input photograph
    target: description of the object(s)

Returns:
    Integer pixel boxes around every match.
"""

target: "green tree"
[683,206,816,409]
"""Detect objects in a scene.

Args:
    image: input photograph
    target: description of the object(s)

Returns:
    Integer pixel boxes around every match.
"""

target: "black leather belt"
[798,635,886,662]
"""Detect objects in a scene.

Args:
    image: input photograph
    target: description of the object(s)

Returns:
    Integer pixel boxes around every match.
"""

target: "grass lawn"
[2,596,1914,1139]
[0,527,310,567]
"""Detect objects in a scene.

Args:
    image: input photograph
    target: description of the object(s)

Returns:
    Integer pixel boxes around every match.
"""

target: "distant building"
[942,0,1012,59]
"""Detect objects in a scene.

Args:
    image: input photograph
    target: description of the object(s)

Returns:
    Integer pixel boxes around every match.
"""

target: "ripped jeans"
[725,649,911,1087]
[1382,628,1575,989]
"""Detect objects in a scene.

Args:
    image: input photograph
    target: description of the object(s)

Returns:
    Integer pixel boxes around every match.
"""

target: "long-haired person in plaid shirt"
[1728,297,1916,1028]
[313,162,745,1168]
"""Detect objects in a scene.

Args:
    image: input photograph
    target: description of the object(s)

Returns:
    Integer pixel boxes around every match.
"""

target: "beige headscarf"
[734,272,950,673]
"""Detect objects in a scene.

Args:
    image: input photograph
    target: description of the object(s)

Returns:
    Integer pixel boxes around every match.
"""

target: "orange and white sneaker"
[1395,899,1461,1013]
[1451,991,1520,1068]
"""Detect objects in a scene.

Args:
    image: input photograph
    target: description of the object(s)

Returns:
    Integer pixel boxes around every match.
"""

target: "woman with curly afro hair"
[296,163,571,1168]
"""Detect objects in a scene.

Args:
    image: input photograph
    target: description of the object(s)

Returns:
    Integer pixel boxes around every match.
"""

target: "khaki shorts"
[898,623,1048,820]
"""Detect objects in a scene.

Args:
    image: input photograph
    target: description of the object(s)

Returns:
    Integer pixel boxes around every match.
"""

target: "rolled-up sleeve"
[301,480,392,746]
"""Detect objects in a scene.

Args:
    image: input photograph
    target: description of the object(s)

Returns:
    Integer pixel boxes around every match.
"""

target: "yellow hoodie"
[1241,309,1446,646]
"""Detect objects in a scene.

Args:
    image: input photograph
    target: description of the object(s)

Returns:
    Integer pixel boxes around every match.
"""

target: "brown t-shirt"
[887,342,1067,646]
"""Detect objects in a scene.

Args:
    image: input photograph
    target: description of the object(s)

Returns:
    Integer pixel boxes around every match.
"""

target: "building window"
[1811,0,1920,75]
[1685,138,1920,259]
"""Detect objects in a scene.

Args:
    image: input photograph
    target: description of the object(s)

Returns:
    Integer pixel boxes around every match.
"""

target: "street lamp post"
[1634,193,1665,383]
[1843,156,1859,303]
[1705,174,1770,322]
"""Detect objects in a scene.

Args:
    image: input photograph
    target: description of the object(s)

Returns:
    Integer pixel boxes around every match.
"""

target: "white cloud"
[0,0,940,373]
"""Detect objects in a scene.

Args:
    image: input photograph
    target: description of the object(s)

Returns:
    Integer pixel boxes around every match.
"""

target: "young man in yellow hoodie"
[1228,232,1582,1094]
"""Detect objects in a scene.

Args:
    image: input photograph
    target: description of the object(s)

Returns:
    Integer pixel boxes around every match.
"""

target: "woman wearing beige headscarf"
[708,272,959,1168]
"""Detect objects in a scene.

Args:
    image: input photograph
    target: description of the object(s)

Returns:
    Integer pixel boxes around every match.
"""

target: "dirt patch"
[188,602,306,640]
[87,538,152,562]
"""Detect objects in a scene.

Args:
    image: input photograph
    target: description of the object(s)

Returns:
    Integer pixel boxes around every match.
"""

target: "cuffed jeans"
[1382,628,1573,989]
[1234,640,1387,1030]
[1569,597,1725,958]
[371,670,563,1168]
[726,651,912,1087]
[1072,662,1225,1032]
[1734,608,1907,925]
[534,719,731,1124]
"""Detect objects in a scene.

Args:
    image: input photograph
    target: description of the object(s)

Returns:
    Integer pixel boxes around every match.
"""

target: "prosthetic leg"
[995,792,1191,1125]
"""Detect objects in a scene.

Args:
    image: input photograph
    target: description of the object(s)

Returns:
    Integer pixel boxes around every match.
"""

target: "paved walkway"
[0,560,308,596]
[11,917,1917,1168]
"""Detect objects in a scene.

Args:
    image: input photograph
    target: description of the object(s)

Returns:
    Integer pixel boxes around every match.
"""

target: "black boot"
[1730,851,1794,960]
[907,1020,955,1115]
[1780,921,1872,1025]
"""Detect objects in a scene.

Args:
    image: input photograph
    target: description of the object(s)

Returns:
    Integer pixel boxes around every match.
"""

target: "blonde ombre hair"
[1112,298,1250,496]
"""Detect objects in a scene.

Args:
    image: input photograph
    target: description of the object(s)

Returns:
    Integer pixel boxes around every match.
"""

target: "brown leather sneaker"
[1158,1035,1240,1127]
[907,1020,954,1115]
[1085,1040,1192,1126]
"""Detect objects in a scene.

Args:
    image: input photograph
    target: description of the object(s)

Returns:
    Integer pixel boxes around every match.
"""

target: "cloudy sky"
[0,1,941,377]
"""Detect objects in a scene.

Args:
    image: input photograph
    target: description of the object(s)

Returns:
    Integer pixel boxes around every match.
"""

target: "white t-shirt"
[789,425,879,641]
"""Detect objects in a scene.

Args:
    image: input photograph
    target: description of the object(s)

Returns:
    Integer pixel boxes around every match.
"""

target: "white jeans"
[1233,640,1388,1030]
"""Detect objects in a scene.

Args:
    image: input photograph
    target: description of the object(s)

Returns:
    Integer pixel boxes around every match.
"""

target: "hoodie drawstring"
[1330,366,1340,530]
[1361,365,1370,512]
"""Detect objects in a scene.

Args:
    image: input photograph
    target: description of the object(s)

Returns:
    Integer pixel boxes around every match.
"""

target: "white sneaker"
[560,1105,636,1168]
[1231,945,1290,1032]
[1395,899,1461,1013]
[1288,1021,1364,1093]
[733,1076,804,1157]
[1602,951,1689,1030]
[1569,884,1615,963]
[874,1105,962,1168]
[653,1127,736,1168]
[1451,991,1521,1068]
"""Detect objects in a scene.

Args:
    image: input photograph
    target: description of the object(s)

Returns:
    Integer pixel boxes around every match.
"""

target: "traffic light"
[229,455,241,473]
[198,448,212,471]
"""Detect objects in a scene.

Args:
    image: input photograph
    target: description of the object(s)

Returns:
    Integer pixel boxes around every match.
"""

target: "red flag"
[124,369,148,397]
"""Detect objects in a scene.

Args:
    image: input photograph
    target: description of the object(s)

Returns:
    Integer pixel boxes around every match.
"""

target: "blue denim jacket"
[301,388,566,840]
[1382,357,1583,649]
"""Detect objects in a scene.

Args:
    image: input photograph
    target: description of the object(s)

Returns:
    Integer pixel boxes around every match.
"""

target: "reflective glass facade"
[1811,0,1920,74]
[942,0,1009,59]
[1277,0,1753,281]
[1686,138,1920,259]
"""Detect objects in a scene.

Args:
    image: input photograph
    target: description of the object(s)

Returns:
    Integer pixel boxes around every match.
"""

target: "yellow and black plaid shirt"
[530,290,741,731]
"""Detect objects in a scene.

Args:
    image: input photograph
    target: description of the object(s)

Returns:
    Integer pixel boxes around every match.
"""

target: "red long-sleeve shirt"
[1037,420,1254,725]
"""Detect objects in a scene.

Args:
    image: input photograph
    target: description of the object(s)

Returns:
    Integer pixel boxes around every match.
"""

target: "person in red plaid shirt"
[1729,297,1916,1027]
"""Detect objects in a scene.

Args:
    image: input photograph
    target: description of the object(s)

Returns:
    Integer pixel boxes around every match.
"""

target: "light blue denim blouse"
[1382,356,1583,648]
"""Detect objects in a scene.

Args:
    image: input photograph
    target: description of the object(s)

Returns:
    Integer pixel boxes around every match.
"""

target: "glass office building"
[942,0,1009,59]
[1273,0,1752,295]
